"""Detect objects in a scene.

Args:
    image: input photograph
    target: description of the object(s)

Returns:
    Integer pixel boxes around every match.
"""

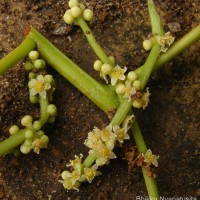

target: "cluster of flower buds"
[94,57,150,109]
[9,115,49,155]
[143,31,175,52]
[93,56,126,85]
[25,50,46,71]
[60,115,134,190]
[63,0,94,24]
[115,71,151,109]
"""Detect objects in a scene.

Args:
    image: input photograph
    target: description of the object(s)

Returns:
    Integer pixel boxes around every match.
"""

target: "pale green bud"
[33,121,42,131]
[29,72,36,79]
[133,80,141,91]
[47,104,57,116]
[83,9,94,21]
[9,125,20,135]
[63,11,74,24]
[127,71,137,82]
[93,60,102,71]
[143,39,153,51]
[71,6,82,18]
[24,62,34,71]
[21,115,33,127]
[68,0,79,8]
[28,50,39,61]
[20,144,31,154]
[115,83,126,94]
[101,63,112,75]
[33,59,46,69]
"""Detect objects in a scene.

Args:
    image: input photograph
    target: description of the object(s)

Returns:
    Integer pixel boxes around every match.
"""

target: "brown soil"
[0,0,199,199]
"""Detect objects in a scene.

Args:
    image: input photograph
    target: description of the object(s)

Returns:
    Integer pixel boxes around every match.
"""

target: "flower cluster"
[60,115,134,190]
[94,58,151,109]
[143,32,175,52]
[59,154,102,191]
[9,115,49,155]
[25,50,56,102]
[93,57,126,85]
[63,0,94,24]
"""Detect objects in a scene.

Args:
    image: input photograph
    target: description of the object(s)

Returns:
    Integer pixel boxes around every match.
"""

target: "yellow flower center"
[112,70,122,78]
[100,129,110,138]
[85,168,96,179]
[34,81,45,92]
[116,129,124,139]
[99,147,110,157]
[146,154,155,162]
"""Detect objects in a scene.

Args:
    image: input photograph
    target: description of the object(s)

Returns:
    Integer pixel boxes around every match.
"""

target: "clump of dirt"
[0,0,199,199]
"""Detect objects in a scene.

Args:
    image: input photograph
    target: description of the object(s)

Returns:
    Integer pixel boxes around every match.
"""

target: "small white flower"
[30,75,51,99]
[110,65,127,86]
[94,143,116,166]
[123,81,137,102]
[99,124,116,143]
[79,164,101,183]
[142,149,159,167]
[113,125,130,144]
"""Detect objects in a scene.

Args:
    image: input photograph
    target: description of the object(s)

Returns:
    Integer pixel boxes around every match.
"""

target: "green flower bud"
[47,104,57,116]
[143,39,153,51]
[21,115,33,127]
[44,75,54,84]
[33,59,46,69]
[29,72,36,79]
[83,9,94,21]
[24,61,34,71]
[20,144,31,154]
[68,0,79,8]
[133,80,141,91]
[9,125,20,135]
[63,11,74,24]
[37,130,45,137]
[115,83,126,94]
[71,6,82,18]
[28,50,39,60]
[33,121,42,131]
[127,71,137,82]
[93,60,102,71]
[61,171,71,180]
[101,63,112,75]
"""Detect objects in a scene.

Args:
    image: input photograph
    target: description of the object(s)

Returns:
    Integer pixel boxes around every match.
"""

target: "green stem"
[0,130,25,156]
[111,99,132,125]
[83,153,96,167]
[39,97,49,127]
[148,0,164,36]
[28,27,119,113]
[75,17,113,66]
[0,36,35,75]
[138,43,161,90]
